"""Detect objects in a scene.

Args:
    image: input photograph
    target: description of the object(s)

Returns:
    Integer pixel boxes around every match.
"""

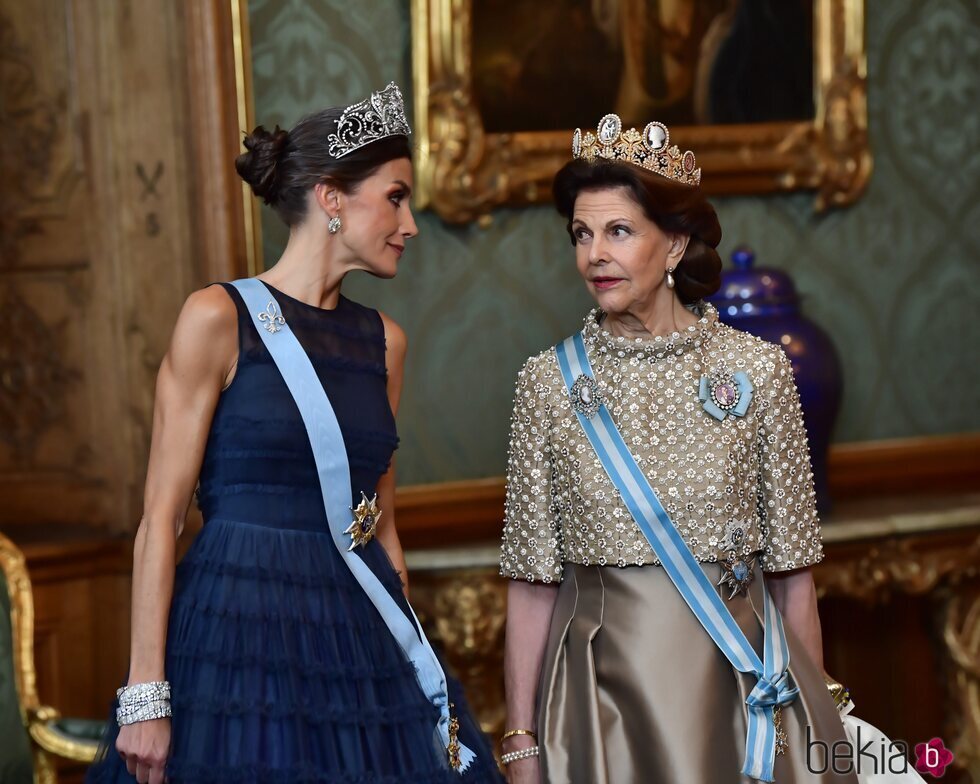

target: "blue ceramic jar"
[708,247,842,514]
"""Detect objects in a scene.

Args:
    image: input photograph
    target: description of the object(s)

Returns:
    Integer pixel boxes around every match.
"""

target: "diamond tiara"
[326,82,412,159]
[571,114,701,187]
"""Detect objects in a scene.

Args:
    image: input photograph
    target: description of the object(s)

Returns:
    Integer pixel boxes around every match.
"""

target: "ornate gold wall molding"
[814,534,980,603]
[944,587,980,779]
[411,0,871,224]
[813,514,980,775]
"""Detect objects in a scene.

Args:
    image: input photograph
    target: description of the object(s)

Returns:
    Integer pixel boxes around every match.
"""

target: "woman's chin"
[363,260,399,280]
[592,287,629,312]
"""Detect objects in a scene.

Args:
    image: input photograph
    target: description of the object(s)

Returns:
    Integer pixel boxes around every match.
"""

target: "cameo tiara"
[572,114,701,187]
[326,82,412,159]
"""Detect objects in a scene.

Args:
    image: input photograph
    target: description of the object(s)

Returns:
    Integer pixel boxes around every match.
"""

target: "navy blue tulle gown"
[88,283,502,783]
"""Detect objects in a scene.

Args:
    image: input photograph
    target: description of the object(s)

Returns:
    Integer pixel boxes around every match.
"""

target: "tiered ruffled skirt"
[87,519,501,783]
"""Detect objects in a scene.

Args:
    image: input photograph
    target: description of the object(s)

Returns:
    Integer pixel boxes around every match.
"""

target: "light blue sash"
[232,278,474,773]
[556,331,797,783]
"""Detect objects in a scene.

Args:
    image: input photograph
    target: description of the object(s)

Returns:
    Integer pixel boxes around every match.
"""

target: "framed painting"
[411,0,870,223]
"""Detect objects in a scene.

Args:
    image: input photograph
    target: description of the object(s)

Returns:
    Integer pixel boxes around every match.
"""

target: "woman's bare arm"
[504,581,559,783]
[127,287,237,682]
[766,567,823,671]
[116,287,237,784]
[374,312,408,595]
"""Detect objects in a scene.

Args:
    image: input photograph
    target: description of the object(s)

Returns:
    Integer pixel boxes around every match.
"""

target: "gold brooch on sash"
[773,705,788,756]
[346,492,381,550]
[447,703,462,771]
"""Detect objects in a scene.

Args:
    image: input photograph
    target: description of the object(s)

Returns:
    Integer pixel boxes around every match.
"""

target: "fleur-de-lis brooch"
[257,301,285,334]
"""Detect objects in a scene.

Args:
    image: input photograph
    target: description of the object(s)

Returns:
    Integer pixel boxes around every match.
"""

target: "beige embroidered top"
[499,304,824,584]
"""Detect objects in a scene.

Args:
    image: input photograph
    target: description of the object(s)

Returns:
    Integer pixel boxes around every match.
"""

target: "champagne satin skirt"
[537,563,859,784]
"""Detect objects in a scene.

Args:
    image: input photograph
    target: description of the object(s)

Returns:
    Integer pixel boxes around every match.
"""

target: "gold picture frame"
[411,0,871,224]
[230,0,263,277]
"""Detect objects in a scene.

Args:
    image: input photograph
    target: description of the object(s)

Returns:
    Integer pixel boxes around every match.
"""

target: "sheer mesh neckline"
[259,281,350,314]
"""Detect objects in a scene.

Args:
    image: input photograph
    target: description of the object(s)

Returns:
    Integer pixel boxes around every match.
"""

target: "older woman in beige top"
[498,116,854,784]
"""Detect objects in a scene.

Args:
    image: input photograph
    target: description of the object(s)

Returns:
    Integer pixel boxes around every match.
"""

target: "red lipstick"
[591,277,623,290]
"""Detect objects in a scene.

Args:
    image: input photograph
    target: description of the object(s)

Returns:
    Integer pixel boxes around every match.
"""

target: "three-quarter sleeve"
[499,356,563,583]
[757,349,825,573]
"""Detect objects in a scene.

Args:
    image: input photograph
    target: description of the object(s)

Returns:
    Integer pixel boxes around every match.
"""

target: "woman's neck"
[603,291,699,340]
[259,228,347,310]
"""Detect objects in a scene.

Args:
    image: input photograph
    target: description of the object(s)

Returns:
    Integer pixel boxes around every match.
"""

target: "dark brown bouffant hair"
[553,159,723,305]
[235,108,412,226]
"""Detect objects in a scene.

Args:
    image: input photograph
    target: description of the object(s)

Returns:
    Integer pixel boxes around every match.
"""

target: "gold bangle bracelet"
[502,729,538,742]
[823,673,852,711]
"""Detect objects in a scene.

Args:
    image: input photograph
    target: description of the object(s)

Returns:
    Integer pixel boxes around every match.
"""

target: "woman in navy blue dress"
[87,83,501,784]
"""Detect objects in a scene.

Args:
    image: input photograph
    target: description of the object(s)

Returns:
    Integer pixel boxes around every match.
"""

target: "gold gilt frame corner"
[411,0,871,224]
[1,533,98,783]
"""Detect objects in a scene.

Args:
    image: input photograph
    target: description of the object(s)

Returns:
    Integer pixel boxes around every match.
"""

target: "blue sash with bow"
[232,278,475,773]
[555,331,797,783]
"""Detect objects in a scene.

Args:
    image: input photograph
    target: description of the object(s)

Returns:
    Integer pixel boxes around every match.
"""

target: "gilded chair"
[0,531,104,784]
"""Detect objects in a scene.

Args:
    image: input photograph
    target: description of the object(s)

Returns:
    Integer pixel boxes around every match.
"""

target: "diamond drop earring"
[328,215,342,234]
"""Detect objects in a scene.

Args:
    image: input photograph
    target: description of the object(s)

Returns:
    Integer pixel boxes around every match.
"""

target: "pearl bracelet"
[501,746,540,765]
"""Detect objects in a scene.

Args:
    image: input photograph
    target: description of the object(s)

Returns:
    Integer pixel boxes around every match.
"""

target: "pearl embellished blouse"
[499,304,824,584]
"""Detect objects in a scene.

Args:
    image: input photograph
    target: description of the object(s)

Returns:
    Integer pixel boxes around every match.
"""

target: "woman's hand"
[116,718,171,784]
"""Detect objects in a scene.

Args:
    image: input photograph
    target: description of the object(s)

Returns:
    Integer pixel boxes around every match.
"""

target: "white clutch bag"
[830,679,928,784]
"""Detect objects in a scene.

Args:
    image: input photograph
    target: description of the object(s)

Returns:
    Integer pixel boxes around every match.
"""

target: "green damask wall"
[248,0,980,485]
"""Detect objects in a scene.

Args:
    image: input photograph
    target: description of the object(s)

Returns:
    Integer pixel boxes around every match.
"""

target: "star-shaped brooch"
[346,492,381,550]
[717,551,757,600]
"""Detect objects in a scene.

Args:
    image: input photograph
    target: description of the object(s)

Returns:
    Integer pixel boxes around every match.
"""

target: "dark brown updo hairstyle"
[235,108,412,227]
[553,159,723,305]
